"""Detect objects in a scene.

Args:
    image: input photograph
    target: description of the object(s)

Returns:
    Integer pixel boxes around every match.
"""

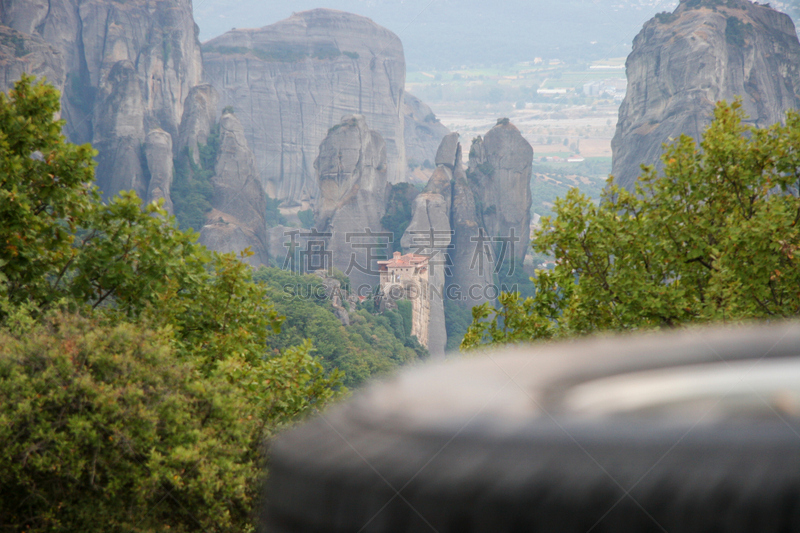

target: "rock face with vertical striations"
[177,84,220,166]
[199,111,269,267]
[403,92,450,178]
[449,167,495,309]
[144,129,174,213]
[203,9,406,205]
[1,0,203,197]
[0,25,65,95]
[612,0,800,190]
[397,121,533,356]
[467,119,533,263]
[401,191,451,360]
[92,60,147,201]
[314,114,389,290]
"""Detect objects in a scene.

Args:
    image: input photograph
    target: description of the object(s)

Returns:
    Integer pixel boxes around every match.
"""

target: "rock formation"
[199,110,269,267]
[314,114,389,290]
[449,170,495,308]
[403,92,450,179]
[397,121,533,355]
[177,84,220,165]
[401,192,451,360]
[203,8,406,205]
[144,129,174,213]
[0,25,65,95]
[612,0,800,190]
[92,60,147,201]
[466,119,533,264]
[1,0,203,196]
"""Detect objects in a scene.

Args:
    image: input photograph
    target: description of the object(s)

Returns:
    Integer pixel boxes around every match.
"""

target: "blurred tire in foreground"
[261,323,800,533]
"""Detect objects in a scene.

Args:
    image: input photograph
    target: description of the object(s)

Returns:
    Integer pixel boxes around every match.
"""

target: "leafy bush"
[297,209,314,229]
[444,298,473,352]
[204,45,308,63]
[313,44,341,60]
[0,314,259,533]
[0,30,26,57]
[381,183,418,253]
[654,11,677,24]
[172,122,220,232]
[0,76,345,531]
[253,268,426,387]
[725,16,752,47]
[265,195,287,228]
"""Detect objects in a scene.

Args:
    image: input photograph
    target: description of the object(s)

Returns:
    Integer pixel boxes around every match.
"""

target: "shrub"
[298,209,314,229]
[0,313,260,532]
[726,16,752,47]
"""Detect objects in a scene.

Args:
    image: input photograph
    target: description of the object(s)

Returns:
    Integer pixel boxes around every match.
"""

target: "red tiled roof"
[378,252,429,269]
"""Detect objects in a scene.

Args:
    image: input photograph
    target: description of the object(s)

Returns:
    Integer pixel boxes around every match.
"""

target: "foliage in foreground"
[0,76,343,532]
[463,101,800,348]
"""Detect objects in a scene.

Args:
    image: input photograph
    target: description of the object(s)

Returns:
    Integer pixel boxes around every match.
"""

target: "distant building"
[537,88,568,95]
[378,252,431,348]
[567,156,585,163]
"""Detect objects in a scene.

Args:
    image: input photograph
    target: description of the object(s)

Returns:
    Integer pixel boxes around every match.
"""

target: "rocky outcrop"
[1,0,203,196]
[203,8,406,205]
[0,25,65,95]
[612,0,800,190]
[435,132,461,169]
[395,121,532,355]
[199,111,269,267]
[314,114,389,289]
[144,129,174,213]
[400,192,451,359]
[403,92,450,178]
[177,84,219,165]
[93,60,147,201]
[467,119,533,263]
[449,169,495,308]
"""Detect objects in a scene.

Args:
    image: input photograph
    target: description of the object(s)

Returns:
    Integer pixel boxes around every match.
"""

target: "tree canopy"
[0,75,343,532]
[463,101,800,348]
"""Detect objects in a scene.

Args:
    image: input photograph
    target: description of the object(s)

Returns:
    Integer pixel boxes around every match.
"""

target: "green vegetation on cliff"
[253,268,427,387]
[381,182,419,253]
[172,123,220,232]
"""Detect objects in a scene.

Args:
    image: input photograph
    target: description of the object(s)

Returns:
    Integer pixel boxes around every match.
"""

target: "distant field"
[531,158,611,219]
[410,62,620,234]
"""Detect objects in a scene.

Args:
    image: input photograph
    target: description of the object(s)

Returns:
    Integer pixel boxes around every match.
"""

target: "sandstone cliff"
[144,129,174,213]
[1,0,203,196]
[199,110,269,267]
[400,191,451,360]
[396,122,533,355]
[92,60,147,201]
[467,119,533,264]
[403,92,450,179]
[314,114,389,289]
[0,25,65,95]
[203,8,406,205]
[177,84,219,166]
[612,0,800,190]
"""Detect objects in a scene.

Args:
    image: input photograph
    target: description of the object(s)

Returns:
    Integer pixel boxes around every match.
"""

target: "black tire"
[261,323,800,533]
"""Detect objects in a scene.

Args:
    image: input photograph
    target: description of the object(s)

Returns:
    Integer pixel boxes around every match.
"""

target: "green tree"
[297,209,314,229]
[463,101,800,348]
[0,75,96,310]
[0,76,344,532]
